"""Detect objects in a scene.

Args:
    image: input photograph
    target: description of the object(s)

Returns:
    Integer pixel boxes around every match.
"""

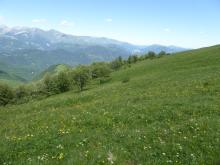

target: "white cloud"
[105,18,113,22]
[163,28,171,32]
[60,20,75,27]
[32,19,47,23]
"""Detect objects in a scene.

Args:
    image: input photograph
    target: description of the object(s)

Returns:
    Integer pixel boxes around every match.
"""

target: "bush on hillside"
[43,74,59,95]
[70,66,91,91]
[148,51,156,59]
[127,55,138,64]
[121,77,130,83]
[56,72,71,93]
[158,51,166,58]
[90,62,111,79]
[15,85,29,99]
[138,55,146,61]
[99,77,112,84]
[0,83,14,106]
[110,56,123,70]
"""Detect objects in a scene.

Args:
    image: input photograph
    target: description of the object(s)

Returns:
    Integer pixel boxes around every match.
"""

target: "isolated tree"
[0,83,14,106]
[70,66,90,91]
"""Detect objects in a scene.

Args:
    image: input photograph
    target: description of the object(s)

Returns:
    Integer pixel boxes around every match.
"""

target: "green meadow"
[0,45,220,164]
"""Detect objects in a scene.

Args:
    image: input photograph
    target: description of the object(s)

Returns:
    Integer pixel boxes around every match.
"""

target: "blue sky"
[0,0,219,48]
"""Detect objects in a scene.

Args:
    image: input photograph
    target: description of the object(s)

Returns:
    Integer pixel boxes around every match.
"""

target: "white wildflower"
[56,144,64,149]
[107,152,116,164]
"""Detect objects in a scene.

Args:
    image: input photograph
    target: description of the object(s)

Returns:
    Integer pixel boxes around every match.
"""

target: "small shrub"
[99,77,111,84]
[121,77,130,83]
[148,51,156,59]
[110,56,123,70]
[43,74,59,95]
[203,82,209,87]
[158,51,166,58]
[127,55,138,64]
[28,83,46,99]
[56,72,71,93]
[15,85,29,99]
[0,83,14,106]
[90,62,111,79]
[70,66,91,91]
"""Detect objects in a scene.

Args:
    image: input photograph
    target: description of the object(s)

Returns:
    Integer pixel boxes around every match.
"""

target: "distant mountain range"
[0,25,188,81]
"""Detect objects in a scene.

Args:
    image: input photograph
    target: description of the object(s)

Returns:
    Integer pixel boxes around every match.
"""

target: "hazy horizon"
[0,0,220,48]
[0,24,192,49]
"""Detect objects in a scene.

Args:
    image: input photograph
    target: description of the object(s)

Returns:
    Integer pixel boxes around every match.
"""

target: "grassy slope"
[0,62,28,82]
[0,45,220,164]
[0,70,25,87]
[0,79,23,87]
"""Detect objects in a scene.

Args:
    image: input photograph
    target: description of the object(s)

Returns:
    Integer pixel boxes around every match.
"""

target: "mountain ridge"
[0,25,187,53]
[0,25,188,81]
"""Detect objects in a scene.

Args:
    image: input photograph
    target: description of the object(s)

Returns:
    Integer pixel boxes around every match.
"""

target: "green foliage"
[56,72,71,93]
[70,66,91,91]
[15,85,29,99]
[90,62,111,79]
[147,51,156,59]
[0,83,14,106]
[128,55,138,64]
[43,74,59,95]
[34,64,71,81]
[25,82,45,100]
[110,56,123,70]
[121,77,130,83]
[138,55,146,61]
[99,77,112,84]
[0,68,26,86]
[158,50,166,56]
[42,71,71,96]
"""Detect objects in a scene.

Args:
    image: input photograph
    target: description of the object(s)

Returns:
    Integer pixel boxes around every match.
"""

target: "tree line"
[0,51,169,106]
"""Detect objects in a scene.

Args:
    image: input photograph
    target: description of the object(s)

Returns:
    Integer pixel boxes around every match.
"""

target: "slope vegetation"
[33,64,71,80]
[0,45,220,164]
[0,66,26,86]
